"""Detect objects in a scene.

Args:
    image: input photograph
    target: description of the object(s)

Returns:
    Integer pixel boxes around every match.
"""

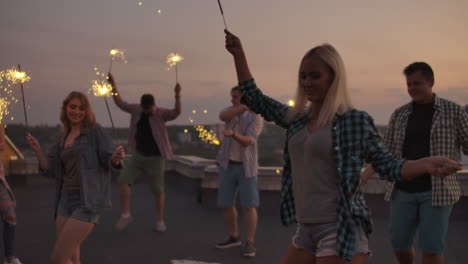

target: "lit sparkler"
[0,68,21,123]
[89,79,116,133]
[288,99,295,107]
[167,53,184,83]
[108,49,127,73]
[8,65,31,129]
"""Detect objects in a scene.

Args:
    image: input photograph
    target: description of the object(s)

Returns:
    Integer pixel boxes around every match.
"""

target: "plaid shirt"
[239,79,404,261]
[383,95,468,206]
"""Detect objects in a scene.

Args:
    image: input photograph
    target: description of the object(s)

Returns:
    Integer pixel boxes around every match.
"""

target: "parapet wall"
[8,155,468,196]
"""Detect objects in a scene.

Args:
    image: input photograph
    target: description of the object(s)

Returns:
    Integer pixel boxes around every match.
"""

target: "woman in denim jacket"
[25,91,124,264]
[223,30,462,264]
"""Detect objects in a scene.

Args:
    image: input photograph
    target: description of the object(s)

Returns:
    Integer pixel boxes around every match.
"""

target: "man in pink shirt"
[108,73,181,232]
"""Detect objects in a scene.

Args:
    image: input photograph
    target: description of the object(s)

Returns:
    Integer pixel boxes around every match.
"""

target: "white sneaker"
[155,221,167,232]
[4,257,22,264]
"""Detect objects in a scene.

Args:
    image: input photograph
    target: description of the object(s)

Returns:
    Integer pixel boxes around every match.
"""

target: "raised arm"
[107,73,134,113]
[225,29,253,83]
[224,30,290,128]
[173,83,182,117]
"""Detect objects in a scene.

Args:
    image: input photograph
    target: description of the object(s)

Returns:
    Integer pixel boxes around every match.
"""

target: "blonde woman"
[0,123,21,264]
[25,91,124,264]
[223,30,462,264]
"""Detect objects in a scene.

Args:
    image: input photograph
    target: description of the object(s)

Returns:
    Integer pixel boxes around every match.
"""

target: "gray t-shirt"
[288,123,339,223]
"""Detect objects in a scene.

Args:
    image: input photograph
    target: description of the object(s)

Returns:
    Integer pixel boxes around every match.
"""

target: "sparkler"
[108,49,127,73]
[11,65,31,130]
[217,0,228,29]
[90,79,116,133]
[0,69,19,122]
[167,53,184,83]
[288,99,295,107]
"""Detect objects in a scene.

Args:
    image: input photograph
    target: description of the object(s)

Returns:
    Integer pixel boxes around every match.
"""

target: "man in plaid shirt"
[364,62,468,264]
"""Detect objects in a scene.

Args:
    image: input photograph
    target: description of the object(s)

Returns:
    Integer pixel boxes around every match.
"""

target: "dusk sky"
[1,0,467,127]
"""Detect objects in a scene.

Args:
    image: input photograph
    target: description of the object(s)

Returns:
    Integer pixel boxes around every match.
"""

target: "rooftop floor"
[2,172,468,264]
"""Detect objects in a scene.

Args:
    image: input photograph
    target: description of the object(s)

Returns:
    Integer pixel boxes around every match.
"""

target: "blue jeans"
[390,189,453,254]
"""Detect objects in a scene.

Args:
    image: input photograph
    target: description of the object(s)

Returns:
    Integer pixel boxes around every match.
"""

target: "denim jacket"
[43,124,119,215]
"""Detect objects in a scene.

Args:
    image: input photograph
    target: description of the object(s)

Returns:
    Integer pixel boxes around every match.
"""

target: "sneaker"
[114,215,134,230]
[3,257,22,264]
[242,242,256,257]
[215,235,242,249]
[154,221,167,232]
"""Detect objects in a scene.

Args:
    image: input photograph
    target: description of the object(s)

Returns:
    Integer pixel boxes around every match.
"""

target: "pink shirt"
[116,100,180,160]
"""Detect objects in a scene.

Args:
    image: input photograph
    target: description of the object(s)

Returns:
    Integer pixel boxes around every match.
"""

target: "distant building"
[2,135,24,176]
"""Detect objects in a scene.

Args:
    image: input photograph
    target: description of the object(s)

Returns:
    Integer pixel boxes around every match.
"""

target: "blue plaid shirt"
[239,79,404,261]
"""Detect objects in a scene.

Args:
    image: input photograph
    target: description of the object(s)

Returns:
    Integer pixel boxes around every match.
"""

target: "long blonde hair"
[288,44,353,127]
[60,91,96,132]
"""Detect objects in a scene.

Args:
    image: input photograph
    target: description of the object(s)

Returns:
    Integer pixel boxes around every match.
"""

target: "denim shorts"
[57,192,100,224]
[217,163,259,208]
[390,189,452,254]
[292,222,370,257]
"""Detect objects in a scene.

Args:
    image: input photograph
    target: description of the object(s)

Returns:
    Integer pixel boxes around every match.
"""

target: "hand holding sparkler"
[224,30,244,57]
[111,145,125,167]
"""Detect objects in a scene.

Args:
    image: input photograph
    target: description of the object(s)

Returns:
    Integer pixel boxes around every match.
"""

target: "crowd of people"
[0,29,466,264]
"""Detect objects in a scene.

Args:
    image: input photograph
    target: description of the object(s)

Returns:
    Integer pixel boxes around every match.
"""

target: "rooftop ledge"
[8,155,468,195]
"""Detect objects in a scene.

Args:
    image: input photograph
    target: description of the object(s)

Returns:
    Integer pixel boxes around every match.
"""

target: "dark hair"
[140,94,155,109]
[403,62,434,81]
[231,86,241,93]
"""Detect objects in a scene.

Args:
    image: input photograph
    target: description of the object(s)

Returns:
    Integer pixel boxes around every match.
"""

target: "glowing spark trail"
[0,68,20,122]
[194,125,220,145]
[0,98,11,122]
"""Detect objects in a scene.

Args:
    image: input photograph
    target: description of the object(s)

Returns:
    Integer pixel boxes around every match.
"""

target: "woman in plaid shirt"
[223,30,462,263]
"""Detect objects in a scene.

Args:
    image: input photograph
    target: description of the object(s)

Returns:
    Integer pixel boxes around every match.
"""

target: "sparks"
[166,53,184,68]
[109,49,127,63]
[288,99,295,107]
[0,98,11,122]
[2,68,31,84]
[194,125,220,145]
[90,80,115,97]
